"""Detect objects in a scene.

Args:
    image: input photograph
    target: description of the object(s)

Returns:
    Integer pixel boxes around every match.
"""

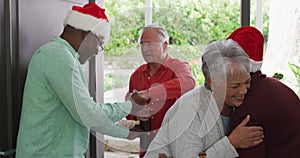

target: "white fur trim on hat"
[64,10,110,41]
[250,59,262,73]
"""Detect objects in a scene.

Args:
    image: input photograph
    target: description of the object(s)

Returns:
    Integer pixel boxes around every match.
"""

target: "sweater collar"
[53,36,80,59]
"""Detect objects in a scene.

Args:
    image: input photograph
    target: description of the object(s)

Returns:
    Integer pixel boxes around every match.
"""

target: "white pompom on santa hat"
[227,26,264,73]
[64,2,110,41]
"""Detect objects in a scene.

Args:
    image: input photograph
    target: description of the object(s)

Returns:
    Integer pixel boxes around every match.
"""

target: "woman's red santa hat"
[227,26,264,73]
[64,2,110,41]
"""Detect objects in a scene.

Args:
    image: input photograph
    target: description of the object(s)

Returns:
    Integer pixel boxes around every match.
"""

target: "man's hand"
[228,115,264,148]
[138,90,151,100]
[118,120,140,129]
[127,129,142,140]
[130,105,152,119]
[135,105,153,120]
[127,128,150,140]
[130,91,147,105]
[130,91,147,115]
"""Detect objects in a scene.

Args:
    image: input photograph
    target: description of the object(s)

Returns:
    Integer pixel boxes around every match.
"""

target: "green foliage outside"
[288,61,300,96]
[272,72,284,80]
[104,73,129,91]
[103,0,270,57]
[104,0,242,57]
[102,0,270,91]
[190,62,205,86]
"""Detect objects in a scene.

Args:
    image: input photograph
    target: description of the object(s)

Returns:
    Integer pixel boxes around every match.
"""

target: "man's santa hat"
[227,26,264,72]
[64,2,110,41]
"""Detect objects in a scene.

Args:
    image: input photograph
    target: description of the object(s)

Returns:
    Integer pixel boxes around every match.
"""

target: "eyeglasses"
[139,42,162,47]
[98,43,104,52]
[92,34,105,52]
[96,38,104,52]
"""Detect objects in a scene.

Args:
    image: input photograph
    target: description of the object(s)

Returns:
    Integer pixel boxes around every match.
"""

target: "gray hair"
[138,24,169,44]
[201,39,250,90]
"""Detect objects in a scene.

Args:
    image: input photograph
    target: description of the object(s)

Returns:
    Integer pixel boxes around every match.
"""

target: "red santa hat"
[227,26,264,72]
[64,2,110,41]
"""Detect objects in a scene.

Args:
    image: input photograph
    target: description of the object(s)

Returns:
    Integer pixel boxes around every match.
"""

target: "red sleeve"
[148,61,195,100]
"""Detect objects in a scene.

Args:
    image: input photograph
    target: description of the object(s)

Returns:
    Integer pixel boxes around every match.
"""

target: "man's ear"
[81,30,89,40]
[162,41,168,51]
[208,77,215,91]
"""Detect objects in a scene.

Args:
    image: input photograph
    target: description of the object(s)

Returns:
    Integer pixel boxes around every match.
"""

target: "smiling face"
[224,68,251,107]
[208,67,251,109]
[139,29,167,64]
[202,40,251,111]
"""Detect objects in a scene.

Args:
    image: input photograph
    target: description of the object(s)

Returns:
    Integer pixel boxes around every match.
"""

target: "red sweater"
[229,71,300,158]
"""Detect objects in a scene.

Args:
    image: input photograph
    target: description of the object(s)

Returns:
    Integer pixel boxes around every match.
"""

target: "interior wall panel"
[0,0,9,153]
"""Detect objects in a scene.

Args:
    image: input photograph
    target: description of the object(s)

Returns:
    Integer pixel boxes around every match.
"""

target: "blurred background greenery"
[102,0,271,91]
